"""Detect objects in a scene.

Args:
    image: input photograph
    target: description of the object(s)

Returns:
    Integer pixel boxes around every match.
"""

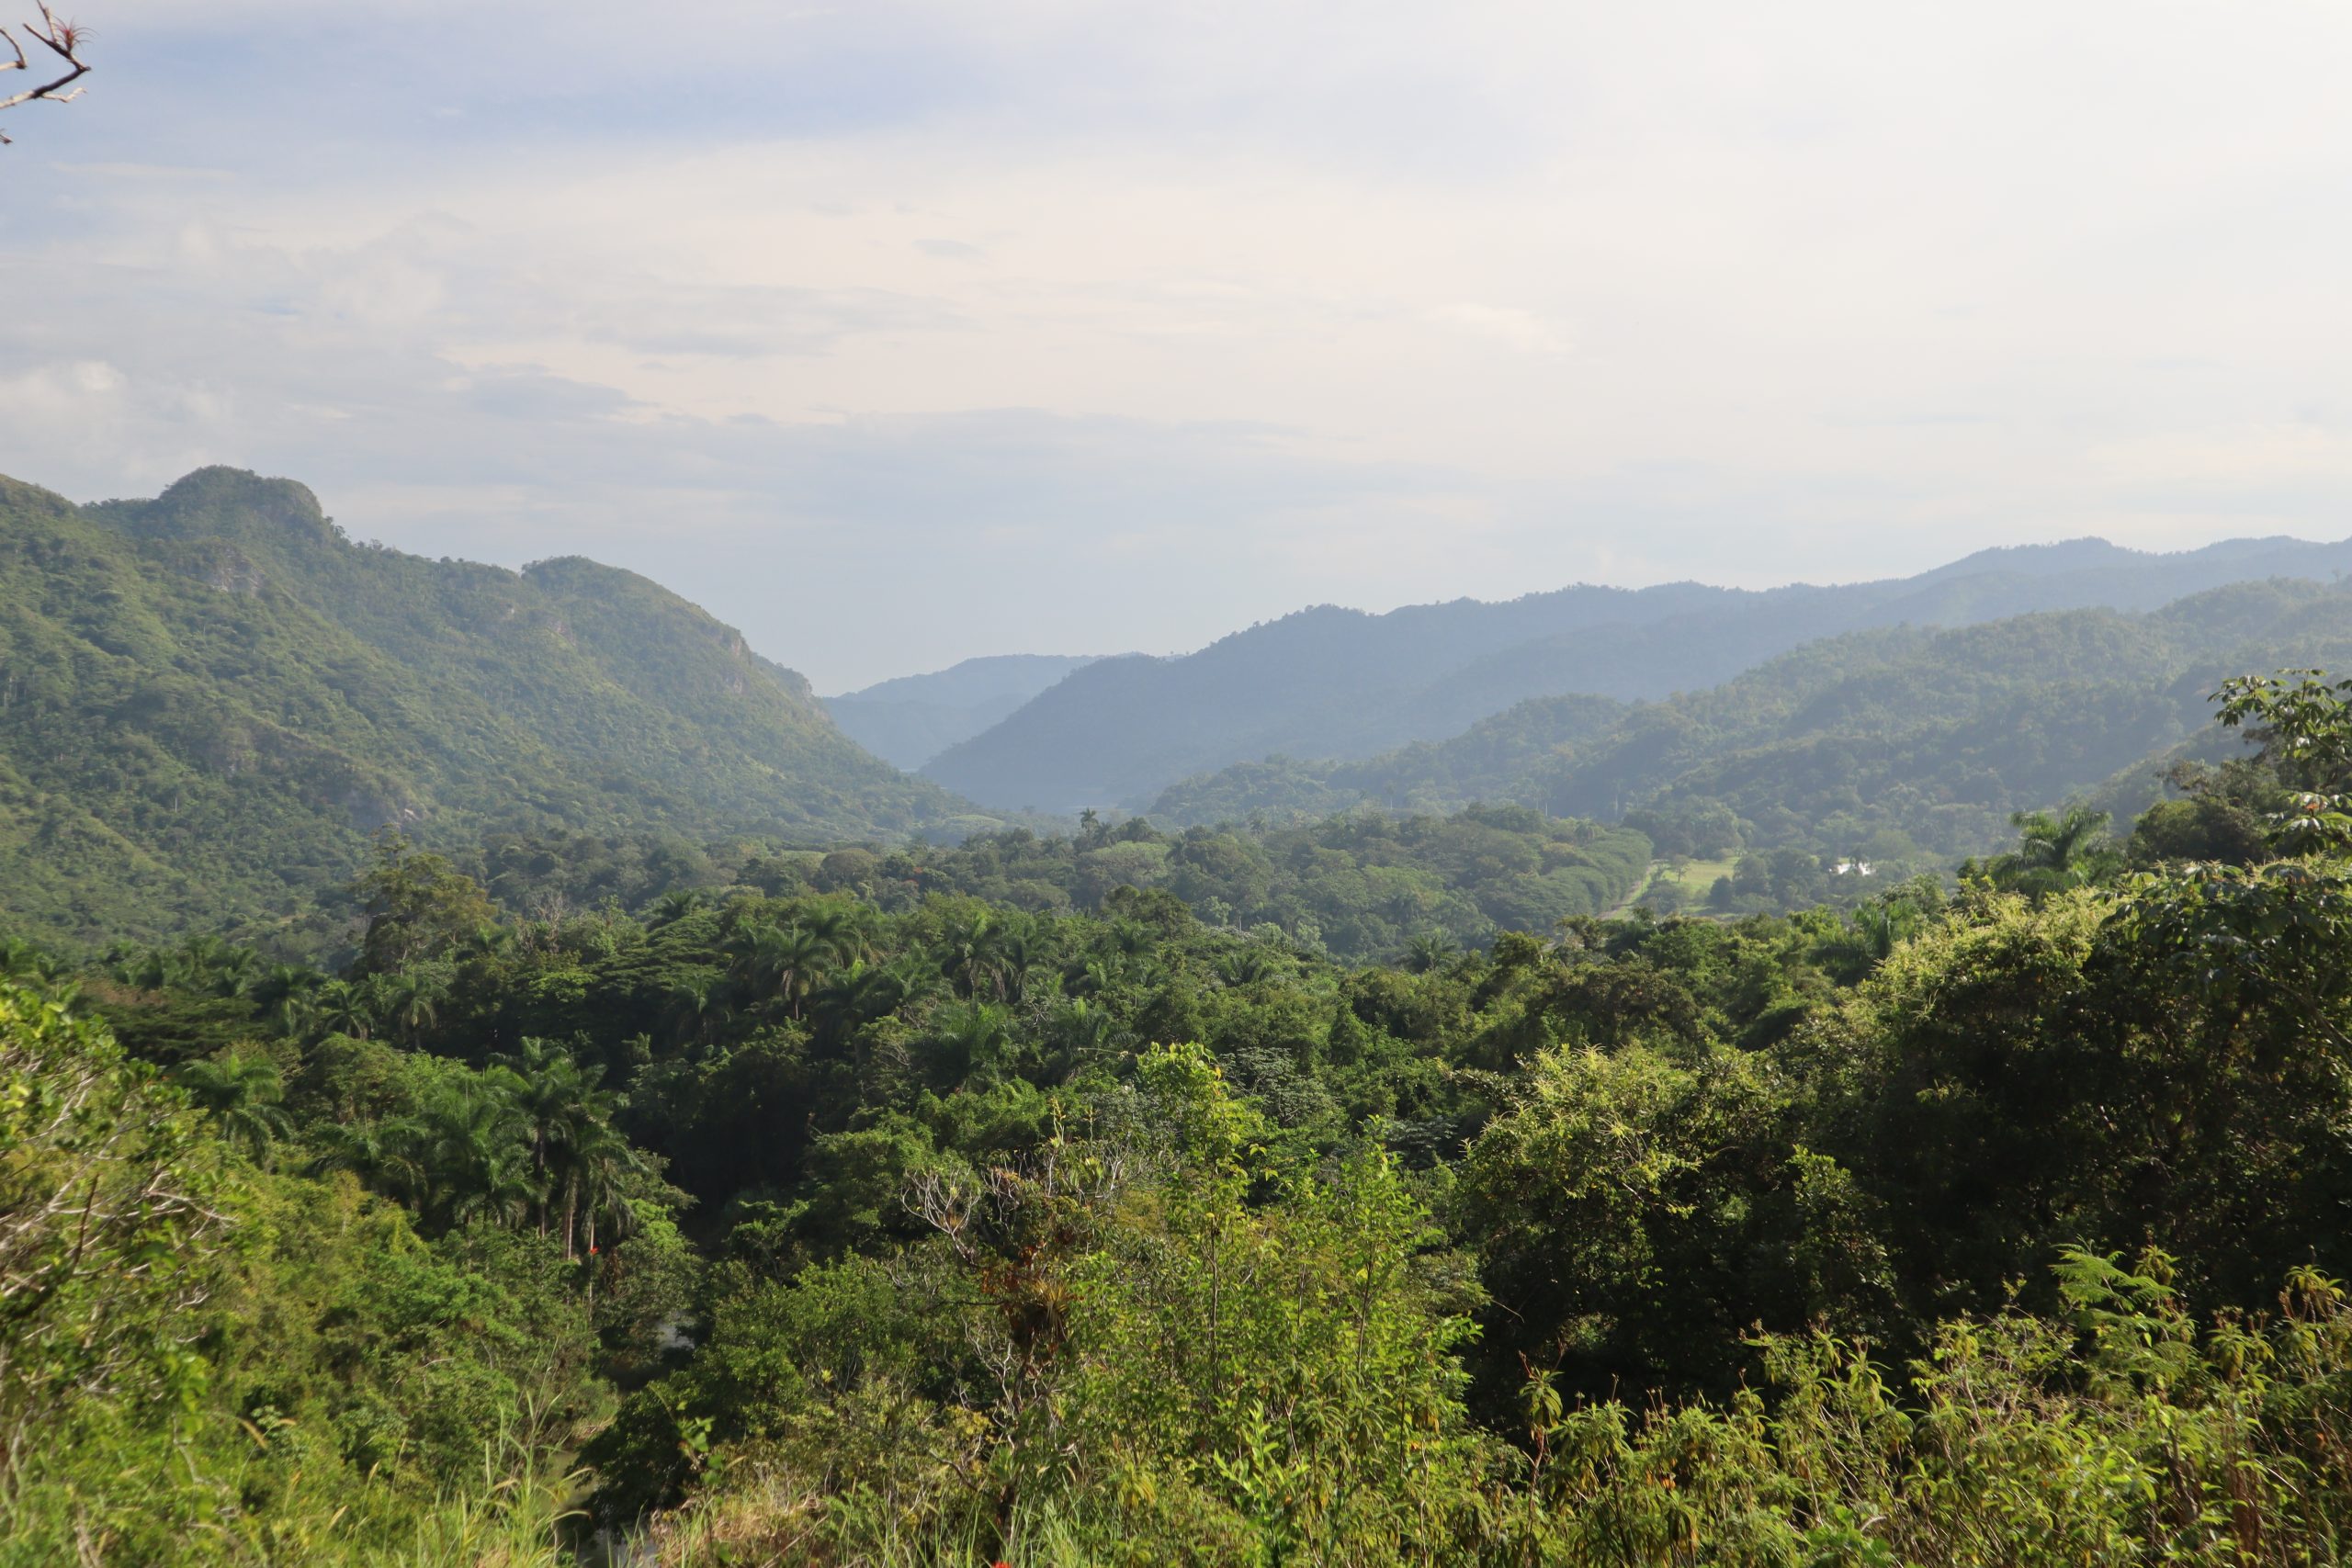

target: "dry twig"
[0,5,91,144]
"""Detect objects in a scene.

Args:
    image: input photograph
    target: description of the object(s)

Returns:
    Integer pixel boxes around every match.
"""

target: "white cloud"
[6,0,2352,686]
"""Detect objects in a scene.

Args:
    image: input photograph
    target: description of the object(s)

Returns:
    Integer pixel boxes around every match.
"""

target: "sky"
[5,2,2352,691]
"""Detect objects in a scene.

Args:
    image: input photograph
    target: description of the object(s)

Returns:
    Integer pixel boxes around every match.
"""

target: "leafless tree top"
[1,5,90,144]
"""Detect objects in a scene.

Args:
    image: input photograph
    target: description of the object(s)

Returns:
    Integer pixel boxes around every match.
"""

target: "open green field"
[1606,855,1740,917]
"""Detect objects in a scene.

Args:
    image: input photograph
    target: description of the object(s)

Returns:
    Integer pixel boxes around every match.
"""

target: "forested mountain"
[1154,579,2352,875]
[823,652,1103,770]
[925,533,2352,811]
[0,468,983,946]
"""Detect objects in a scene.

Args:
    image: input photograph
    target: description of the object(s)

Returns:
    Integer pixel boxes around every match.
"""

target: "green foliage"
[0,468,977,950]
[792,803,1655,961]
[1967,803,2122,896]
[2218,667,2352,852]
[0,981,230,1488]
[25,663,2352,1562]
[0,979,604,1566]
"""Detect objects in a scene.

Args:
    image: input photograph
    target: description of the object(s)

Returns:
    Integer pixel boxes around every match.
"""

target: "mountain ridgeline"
[0,468,989,945]
[15,460,2352,954]
[823,652,1103,771]
[922,535,2352,813]
[1153,578,2352,866]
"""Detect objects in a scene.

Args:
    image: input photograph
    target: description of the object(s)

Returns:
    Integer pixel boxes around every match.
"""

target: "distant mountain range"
[922,536,2352,814]
[825,653,1105,771]
[0,467,991,945]
[13,460,2352,946]
[1149,578,2352,868]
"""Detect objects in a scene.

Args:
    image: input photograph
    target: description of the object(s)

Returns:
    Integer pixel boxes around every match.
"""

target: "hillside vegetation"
[0,468,978,946]
[926,534,2352,812]
[16,671,2352,1563]
[421,802,1650,965]
[767,803,1652,960]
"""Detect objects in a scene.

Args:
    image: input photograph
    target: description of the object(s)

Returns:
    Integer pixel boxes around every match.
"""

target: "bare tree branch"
[0,5,91,144]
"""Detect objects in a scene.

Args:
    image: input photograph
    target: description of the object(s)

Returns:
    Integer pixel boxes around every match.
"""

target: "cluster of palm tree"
[174,1053,293,1164]
[264,970,449,1044]
[936,908,1038,1002]
[1981,806,2122,898]
[724,914,850,1018]
[689,906,987,1044]
[1068,919,1165,998]
[106,928,512,1043]
[1400,932,1460,975]
[1812,892,1936,982]
[0,934,72,986]
[107,934,266,998]
[662,901,1182,1086]
[309,1036,647,1258]
[666,902,1216,1058]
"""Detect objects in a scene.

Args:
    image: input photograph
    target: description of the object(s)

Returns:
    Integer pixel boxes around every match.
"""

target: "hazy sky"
[6,2,2351,690]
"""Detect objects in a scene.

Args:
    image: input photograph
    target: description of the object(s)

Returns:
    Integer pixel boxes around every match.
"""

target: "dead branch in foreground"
[0,5,90,144]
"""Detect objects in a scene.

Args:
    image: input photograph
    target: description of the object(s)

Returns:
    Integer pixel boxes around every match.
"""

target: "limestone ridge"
[0,467,978,943]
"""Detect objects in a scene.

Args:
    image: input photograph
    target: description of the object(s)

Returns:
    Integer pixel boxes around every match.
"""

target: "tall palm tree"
[309,978,376,1040]
[1070,955,1123,998]
[558,1115,650,1263]
[1994,806,2118,897]
[1106,919,1155,960]
[493,1038,619,1240]
[379,972,445,1045]
[940,910,1016,999]
[992,919,1039,1003]
[112,945,173,992]
[930,999,1019,1082]
[1403,932,1459,975]
[798,903,872,964]
[175,1055,292,1166]
[311,1118,430,1206]
[258,968,322,1036]
[446,1147,539,1231]
[723,917,779,972]
[645,889,706,928]
[1216,947,1280,987]
[457,921,517,962]
[729,922,829,1016]
[209,944,262,999]
[1051,997,1124,1075]
[1815,902,1918,983]
[412,1078,530,1230]
[816,958,910,1042]
[881,952,938,1010]
[665,976,730,1046]
[765,925,829,1016]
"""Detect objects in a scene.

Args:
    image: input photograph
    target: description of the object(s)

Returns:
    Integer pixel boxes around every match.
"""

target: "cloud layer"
[6,1,2352,687]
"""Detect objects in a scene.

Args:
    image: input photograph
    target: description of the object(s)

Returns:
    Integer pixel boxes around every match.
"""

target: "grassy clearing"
[1655,856,1738,898]
[1606,856,1740,917]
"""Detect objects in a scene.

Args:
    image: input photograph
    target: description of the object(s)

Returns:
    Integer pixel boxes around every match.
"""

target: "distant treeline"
[470,803,1655,964]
